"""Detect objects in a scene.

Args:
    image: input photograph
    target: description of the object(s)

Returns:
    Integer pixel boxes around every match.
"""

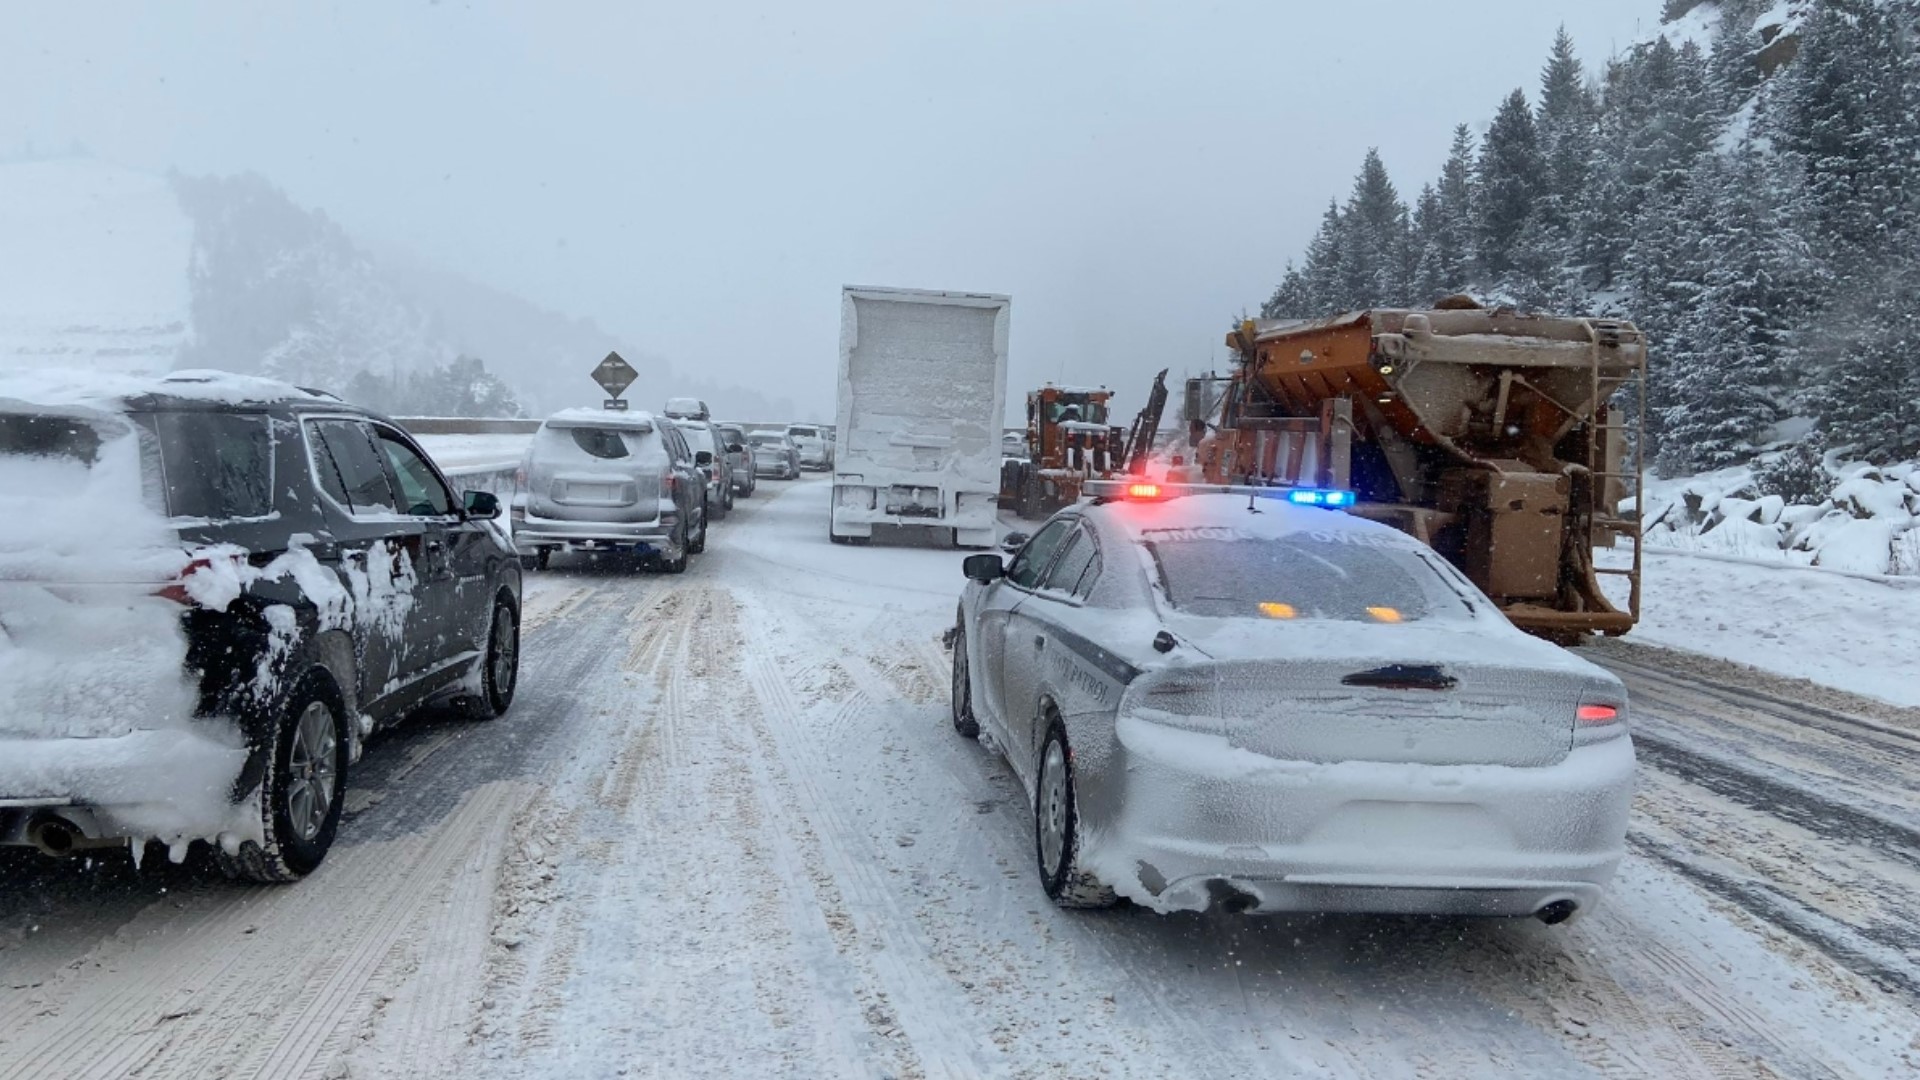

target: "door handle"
[1034,635,1046,649]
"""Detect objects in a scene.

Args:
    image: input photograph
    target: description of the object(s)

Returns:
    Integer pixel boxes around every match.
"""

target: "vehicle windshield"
[1049,399,1107,424]
[1139,526,1477,623]
[749,434,786,447]
[789,427,818,439]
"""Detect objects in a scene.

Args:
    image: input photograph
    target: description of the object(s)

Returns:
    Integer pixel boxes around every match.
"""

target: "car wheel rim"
[491,606,517,697]
[1039,740,1068,878]
[286,701,337,843]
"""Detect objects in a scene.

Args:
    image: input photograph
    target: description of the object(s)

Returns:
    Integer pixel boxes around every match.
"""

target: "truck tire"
[1019,468,1046,521]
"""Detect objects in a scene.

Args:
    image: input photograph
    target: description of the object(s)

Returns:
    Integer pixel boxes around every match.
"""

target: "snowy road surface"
[1,477,1916,1079]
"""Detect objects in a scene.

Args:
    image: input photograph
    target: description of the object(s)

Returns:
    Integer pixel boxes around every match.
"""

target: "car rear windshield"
[1139,526,1476,623]
[143,410,275,520]
[679,425,715,454]
[749,434,785,446]
[0,414,104,465]
[790,427,817,438]
[566,426,632,459]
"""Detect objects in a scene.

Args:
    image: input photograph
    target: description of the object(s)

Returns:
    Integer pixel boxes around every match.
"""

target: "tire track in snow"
[737,595,1004,1080]
[0,781,526,1080]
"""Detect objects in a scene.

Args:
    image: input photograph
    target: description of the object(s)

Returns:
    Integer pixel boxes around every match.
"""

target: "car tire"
[688,503,708,554]
[659,520,689,574]
[218,674,349,883]
[464,594,519,719]
[950,614,980,739]
[1035,720,1118,909]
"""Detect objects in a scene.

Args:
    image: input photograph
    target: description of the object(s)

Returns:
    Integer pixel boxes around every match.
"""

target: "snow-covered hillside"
[0,158,796,420]
[0,160,193,374]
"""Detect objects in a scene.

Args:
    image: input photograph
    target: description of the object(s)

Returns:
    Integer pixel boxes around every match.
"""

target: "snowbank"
[1596,546,1920,708]
[1636,459,1920,576]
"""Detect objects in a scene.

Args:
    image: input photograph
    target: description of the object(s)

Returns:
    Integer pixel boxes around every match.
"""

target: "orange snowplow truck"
[1196,302,1646,639]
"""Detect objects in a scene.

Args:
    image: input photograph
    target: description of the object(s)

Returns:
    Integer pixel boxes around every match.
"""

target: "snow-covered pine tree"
[1412,125,1477,301]
[1805,260,1920,461]
[1535,27,1594,246]
[1333,149,1413,309]
[1764,0,1918,269]
[1473,89,1544,283]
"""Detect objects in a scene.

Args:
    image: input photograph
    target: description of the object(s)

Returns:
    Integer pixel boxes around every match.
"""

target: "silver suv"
[512,409,711,572]
[787,423,832,470]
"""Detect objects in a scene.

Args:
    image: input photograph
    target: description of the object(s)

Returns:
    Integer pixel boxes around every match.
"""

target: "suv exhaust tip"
[1535,899,1578,925]
[27,815,81,858]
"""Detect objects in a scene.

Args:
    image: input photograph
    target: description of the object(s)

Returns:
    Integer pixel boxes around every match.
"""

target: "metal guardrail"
[393,416,541,435]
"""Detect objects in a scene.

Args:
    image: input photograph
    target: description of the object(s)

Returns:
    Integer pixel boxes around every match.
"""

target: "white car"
[787,423,832,470]
[949,482,1635,921]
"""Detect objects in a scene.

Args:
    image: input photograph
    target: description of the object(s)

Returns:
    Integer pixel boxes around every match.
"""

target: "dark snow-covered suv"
[0,371,522,881]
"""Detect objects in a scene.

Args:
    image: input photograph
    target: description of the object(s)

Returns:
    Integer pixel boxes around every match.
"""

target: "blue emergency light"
[1285,488,1356,508]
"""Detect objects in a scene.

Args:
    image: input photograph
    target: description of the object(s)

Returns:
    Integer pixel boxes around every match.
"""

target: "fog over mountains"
[0,157,801,421]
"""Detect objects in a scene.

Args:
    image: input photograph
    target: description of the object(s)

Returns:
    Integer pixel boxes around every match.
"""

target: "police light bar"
[1084,479,1356,509]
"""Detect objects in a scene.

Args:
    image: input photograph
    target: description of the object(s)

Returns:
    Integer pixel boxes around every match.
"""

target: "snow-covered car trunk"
[0,402,251,845]
[524,422,665,524]
[1121,633,1600,768]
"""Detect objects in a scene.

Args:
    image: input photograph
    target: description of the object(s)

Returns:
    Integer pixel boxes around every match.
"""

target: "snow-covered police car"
[950,480,1635,921]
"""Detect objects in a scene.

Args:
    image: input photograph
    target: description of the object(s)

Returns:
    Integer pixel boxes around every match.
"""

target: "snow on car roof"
[542,407,656,430]
[0,367,324,412]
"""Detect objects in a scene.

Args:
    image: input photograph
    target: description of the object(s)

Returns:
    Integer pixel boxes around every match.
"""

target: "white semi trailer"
[830,285,1009,548]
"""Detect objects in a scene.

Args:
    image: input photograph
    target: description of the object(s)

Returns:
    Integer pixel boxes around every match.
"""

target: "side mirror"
[463,490,502,520]
[727,442,745,454]
[1000,531,1029,554]
[963,553,1005,583]
[695,450,714,466]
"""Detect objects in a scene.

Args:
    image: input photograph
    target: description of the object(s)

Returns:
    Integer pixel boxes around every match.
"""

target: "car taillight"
[665,474,678,495]
[1577,704,1619,723]
[155,556,221,606]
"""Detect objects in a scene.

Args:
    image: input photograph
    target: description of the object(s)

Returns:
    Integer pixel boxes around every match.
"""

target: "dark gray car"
[0,371,522,881]
[512,409,711,572]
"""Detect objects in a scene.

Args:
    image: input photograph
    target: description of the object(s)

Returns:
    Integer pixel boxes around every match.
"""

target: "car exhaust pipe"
[27,815,80,858]
[1535,899,1578,925]
[1205,879,1262,915]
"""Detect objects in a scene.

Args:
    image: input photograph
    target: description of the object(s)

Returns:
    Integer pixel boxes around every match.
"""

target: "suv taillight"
[156,554,237,607]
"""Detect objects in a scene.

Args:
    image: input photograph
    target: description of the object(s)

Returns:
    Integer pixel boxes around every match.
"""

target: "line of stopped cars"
[508,397,830,573]
[0,371,833,881]
[950,479,1636,923]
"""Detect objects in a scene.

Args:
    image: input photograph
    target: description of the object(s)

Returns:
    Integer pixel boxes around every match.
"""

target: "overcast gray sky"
[3,1,1657,420]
